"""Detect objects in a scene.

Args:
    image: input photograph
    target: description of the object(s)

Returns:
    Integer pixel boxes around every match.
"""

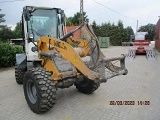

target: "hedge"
[0,43,23,67]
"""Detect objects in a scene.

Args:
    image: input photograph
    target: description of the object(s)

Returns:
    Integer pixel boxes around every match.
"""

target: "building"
[65,25,93,39]
[155,18,160,50]
[65,26,81,39]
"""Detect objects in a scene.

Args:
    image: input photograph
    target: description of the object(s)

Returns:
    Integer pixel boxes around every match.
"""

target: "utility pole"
[136,20,138,32]
[80,0,84,38]
[80,0,84,24]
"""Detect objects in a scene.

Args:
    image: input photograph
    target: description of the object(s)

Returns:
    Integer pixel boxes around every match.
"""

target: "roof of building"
[65,26,81,39]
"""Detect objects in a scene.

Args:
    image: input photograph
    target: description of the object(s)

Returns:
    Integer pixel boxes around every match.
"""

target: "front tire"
[23,67,57,114]
[75,76,100,94]
[15,64,26,84]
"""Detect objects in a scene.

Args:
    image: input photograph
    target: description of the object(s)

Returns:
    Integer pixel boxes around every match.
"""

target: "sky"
[0,0,160,32]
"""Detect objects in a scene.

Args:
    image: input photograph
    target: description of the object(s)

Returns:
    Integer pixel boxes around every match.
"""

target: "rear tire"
[15,64,26,84]
[23,67,57,114]
[75,76,100,94]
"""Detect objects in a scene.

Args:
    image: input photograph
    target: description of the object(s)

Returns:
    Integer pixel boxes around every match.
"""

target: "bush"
[0,43,23,67]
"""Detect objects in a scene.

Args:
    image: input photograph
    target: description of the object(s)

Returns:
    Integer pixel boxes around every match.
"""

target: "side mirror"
[61,13,65,23]
[27,33,34,42]
[23,7,35,21]
[23,9,31,21]
[57,9,65,23]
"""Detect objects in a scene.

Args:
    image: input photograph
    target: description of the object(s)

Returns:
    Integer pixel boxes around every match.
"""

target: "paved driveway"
[0,46,160,120]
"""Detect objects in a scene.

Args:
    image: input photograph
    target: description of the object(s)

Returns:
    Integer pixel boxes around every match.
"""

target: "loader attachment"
[83,54,128,83]
[79,23,127,82]
[102,55,127,81]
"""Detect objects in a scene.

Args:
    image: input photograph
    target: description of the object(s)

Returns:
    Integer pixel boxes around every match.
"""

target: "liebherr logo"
[54,41,67,50]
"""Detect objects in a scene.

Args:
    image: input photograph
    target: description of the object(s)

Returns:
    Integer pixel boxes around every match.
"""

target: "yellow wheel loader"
[15,6,128,114]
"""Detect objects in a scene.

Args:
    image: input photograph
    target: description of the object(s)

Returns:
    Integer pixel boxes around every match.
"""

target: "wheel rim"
[26,79,37,104]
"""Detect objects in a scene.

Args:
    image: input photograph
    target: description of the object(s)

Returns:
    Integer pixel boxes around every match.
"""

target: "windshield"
[28,9,57,41]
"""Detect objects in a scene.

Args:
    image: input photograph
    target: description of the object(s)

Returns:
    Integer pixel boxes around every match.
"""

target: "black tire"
[15,64,26,84]
[75,76,100,94]
[23,67,57,114]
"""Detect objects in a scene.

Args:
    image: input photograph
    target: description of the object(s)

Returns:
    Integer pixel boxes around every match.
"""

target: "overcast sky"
[0,0,160,32]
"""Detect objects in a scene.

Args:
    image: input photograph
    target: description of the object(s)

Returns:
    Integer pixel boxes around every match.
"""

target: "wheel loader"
[15,6,128,114]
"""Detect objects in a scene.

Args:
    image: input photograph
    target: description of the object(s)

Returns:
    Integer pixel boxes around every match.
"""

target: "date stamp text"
[109,101,150,105]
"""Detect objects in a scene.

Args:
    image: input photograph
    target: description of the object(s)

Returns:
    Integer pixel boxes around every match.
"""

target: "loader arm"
[37,36,101,80]
[65,37,91,57]
[66,38,127,74]
[37,22,128,82]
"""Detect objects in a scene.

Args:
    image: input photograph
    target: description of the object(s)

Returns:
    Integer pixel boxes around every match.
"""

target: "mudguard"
[16,54,27,69]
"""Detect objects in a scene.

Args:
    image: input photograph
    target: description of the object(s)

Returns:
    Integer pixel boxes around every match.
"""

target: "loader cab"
[22,6,65,41]
[21,6,65,63]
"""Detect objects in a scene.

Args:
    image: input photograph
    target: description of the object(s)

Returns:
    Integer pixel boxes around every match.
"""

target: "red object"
[65,26,81,39]
[134,40,150,54]
[155,18,160,51]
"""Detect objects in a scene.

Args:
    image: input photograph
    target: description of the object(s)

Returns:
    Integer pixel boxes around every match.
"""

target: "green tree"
[0,9,12,42]
[0,9,5,24]
[138,23,155,41]
[0,25,12,42]
[117,20,128,44]
[92,20,101,36]
[66,17,73,26]
[12,22,22,38]
[66,12,88,26]
[92,20,128,45]
[126,26,134,41]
